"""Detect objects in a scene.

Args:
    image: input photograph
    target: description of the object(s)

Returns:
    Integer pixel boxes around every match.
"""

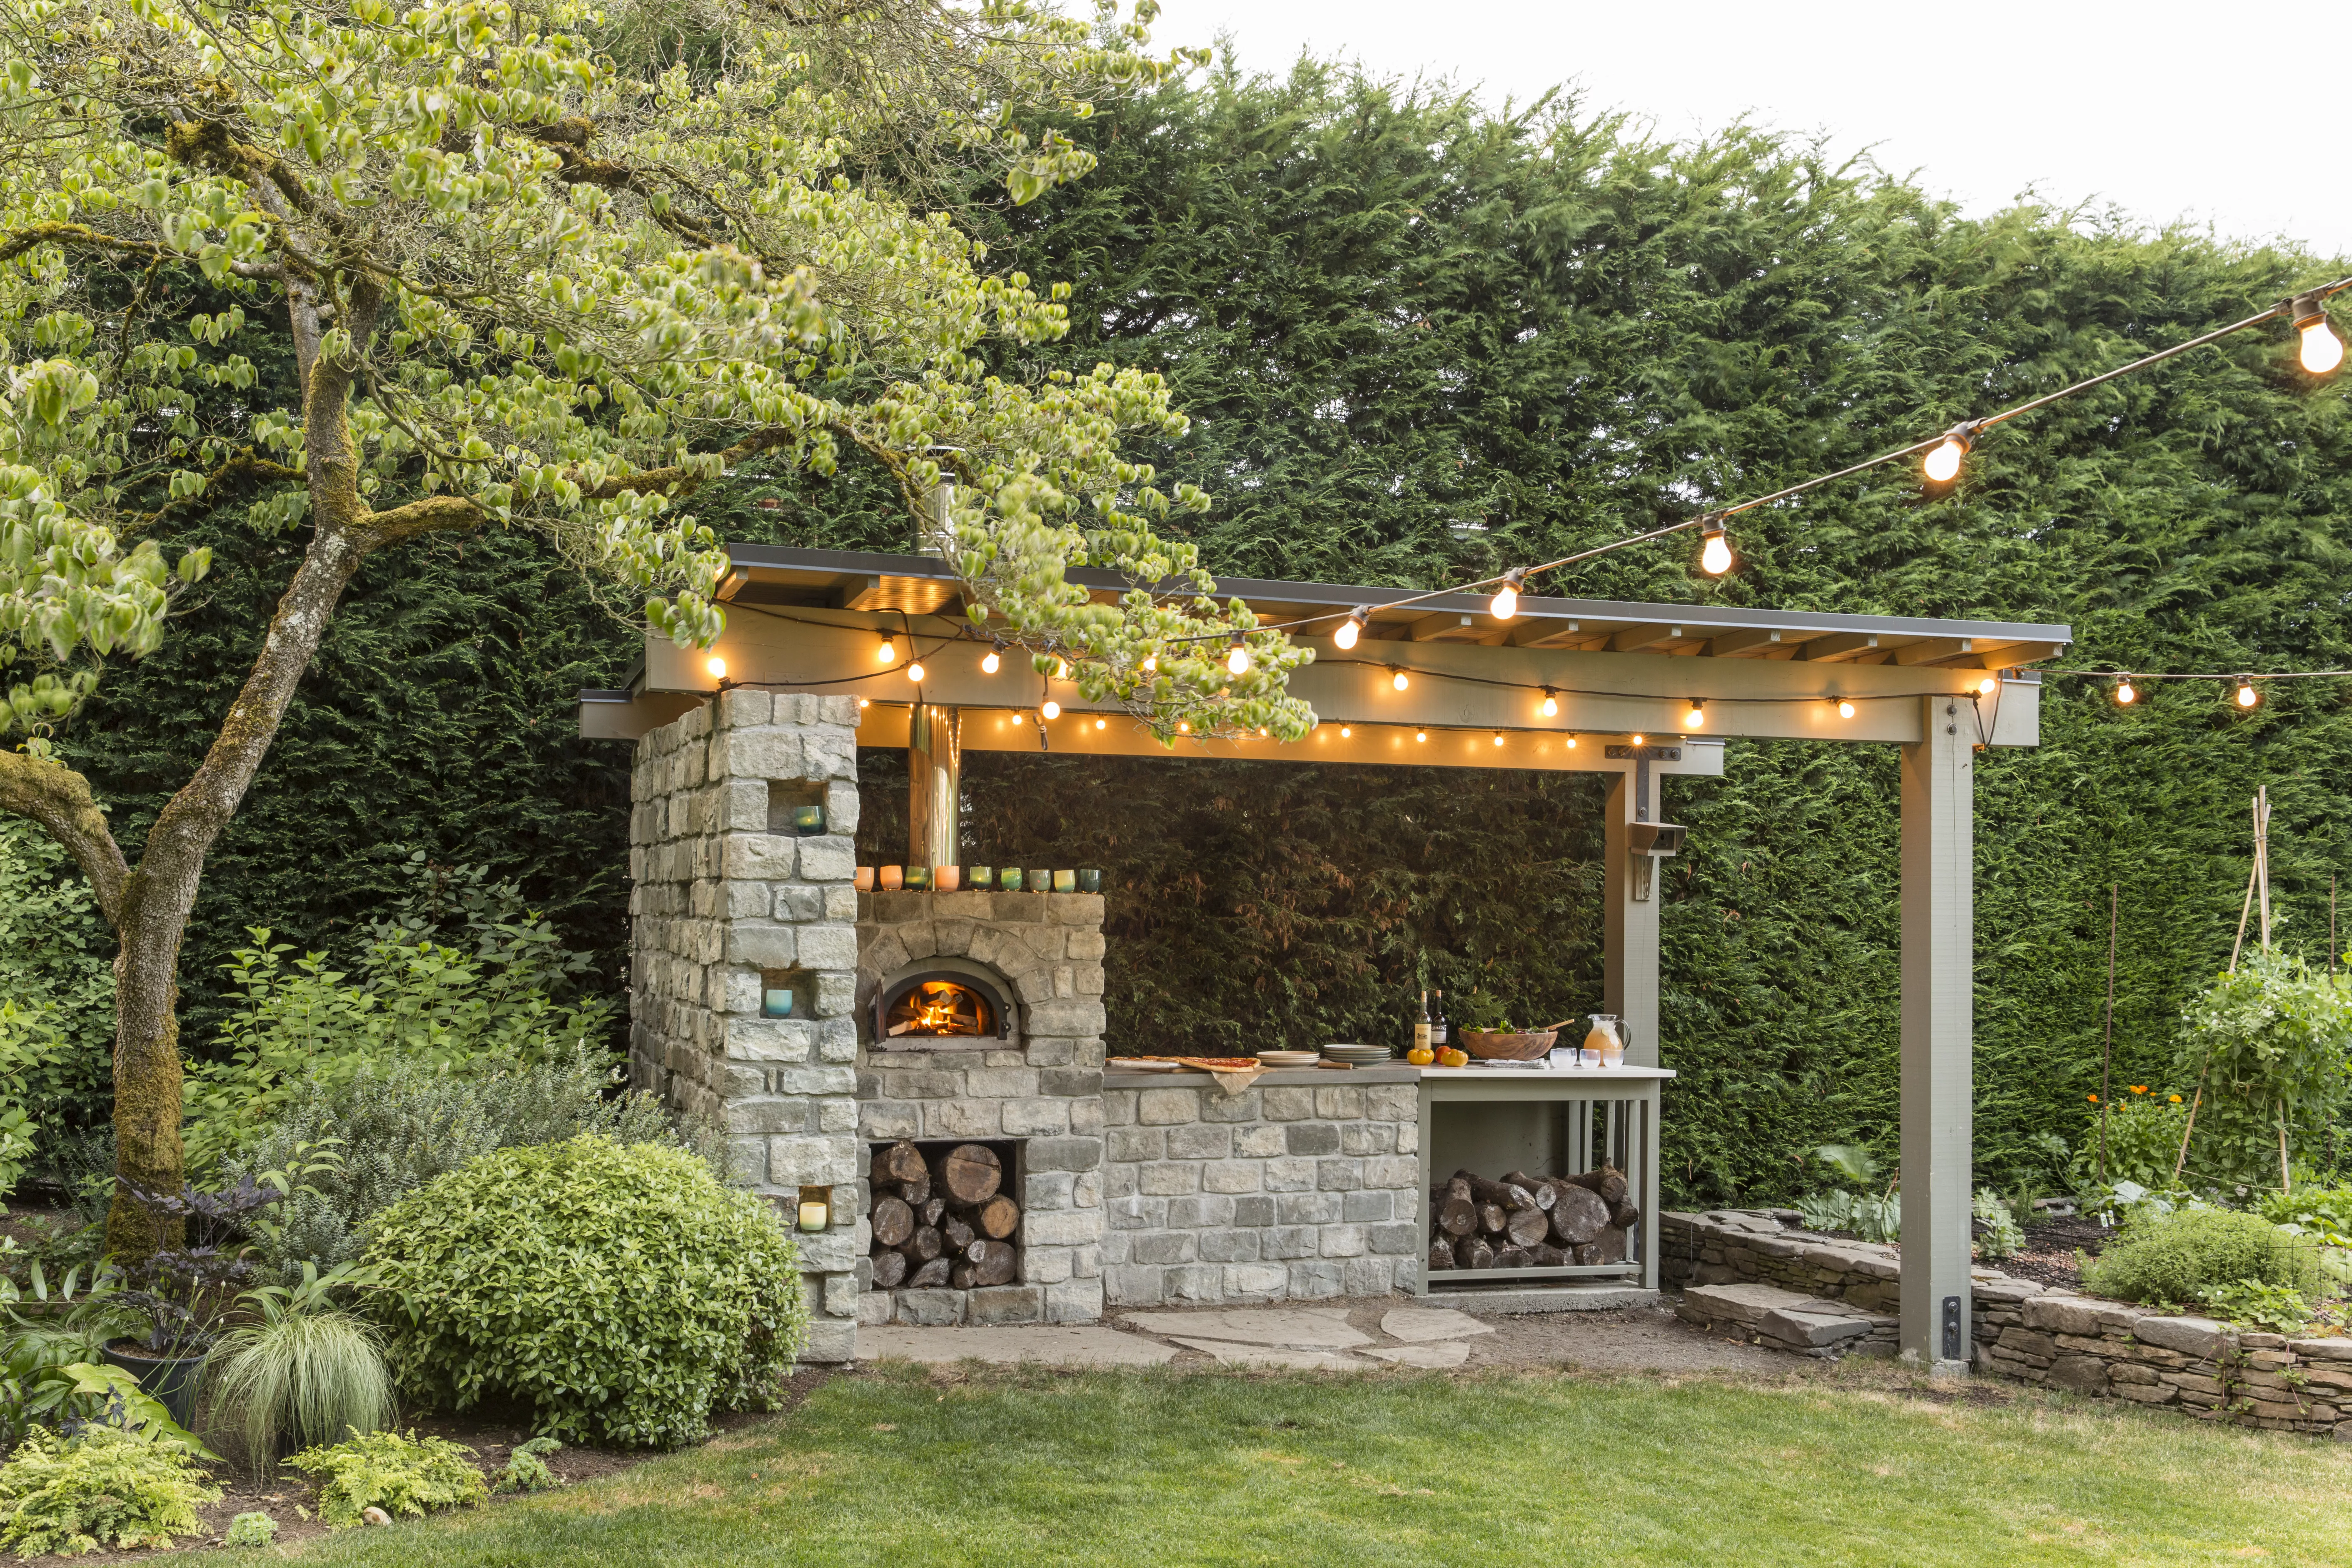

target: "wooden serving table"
[1414,1064,1673,1295]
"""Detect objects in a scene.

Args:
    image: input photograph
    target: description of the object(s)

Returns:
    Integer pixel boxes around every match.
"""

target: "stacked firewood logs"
[867,1141,1021,1290]
[1425,1165,1641,1272]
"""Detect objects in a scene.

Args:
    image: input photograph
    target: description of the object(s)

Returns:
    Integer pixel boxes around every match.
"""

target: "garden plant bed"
[2000,1215,2117,1291]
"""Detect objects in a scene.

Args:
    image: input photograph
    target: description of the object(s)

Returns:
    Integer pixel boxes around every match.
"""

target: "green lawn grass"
[282,1367,2352,1567]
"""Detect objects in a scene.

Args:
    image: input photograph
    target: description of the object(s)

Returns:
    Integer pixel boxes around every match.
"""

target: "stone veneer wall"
[1664,1210,2352,1438]
[854,890,1109,1328]
[629,690,865,1362]
[1100,1074,1423,1306]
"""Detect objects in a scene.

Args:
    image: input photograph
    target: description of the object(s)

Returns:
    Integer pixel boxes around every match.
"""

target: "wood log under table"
[942,1144,1004,1205]
[875,1141,928,1186]
[870,1195,914,1249]
[869,1248,908,1289]
[975,1194,1020,1240]
[1547,1182,1611,1246]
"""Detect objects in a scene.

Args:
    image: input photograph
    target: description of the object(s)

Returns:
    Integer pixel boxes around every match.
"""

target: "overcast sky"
[1147,0,2349,262]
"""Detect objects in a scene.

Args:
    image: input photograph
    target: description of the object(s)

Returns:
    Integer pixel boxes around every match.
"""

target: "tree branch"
[359,494,486,545]
[121,447,304,538]
[0,749,130,929]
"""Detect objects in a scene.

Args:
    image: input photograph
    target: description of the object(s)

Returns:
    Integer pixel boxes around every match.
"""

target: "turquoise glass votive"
[904,865,932,891]
[1077,869,1102,893]
[1053,869,1077,893]
[762,987,794,1019]
[1002,867,1026,890]
[968,865,993,890]
[792,805,826,836]
[1026,868,1052,892]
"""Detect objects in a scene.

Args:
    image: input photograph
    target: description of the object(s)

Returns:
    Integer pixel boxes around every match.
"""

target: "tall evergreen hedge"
[47,62,2352,1202]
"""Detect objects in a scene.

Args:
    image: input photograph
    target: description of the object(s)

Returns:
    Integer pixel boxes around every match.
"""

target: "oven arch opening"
[872,961,1015,1045]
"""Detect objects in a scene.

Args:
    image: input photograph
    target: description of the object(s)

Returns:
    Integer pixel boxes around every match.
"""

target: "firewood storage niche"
[866,1138,1022,1293]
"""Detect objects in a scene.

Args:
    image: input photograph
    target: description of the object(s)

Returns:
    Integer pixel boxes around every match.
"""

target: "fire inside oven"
[882,975,1004,1040]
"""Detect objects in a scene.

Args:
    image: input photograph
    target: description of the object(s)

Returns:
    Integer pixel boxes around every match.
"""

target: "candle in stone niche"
[762,987,794,1019]
[798,1199,828,1231]
[791,804,826,836]
[878,865,903,890]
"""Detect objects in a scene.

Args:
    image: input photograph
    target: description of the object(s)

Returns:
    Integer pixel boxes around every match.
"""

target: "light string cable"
[1142,272,2352,648]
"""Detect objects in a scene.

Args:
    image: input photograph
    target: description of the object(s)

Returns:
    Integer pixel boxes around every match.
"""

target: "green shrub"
[0,1426,222,1557]
[494,1436,562,1494]
[2070,1094,2191,1193]
[2196,1278,2313,1334]
[0,817,114,1133]
[1972,1189,2023,1260]
[368,1137,807,1448]
[205,1264,396,1468]
[224,1510,278,1547]
[2080,1207,2320,1306]
[286,1429,486,1529]
[230,1047,712,1277]
[2257,1183,2352,1247]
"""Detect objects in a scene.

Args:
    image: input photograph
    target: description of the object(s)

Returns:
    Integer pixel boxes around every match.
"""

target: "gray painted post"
[1899,695,1974,1370]
[1603,766,1661,1069]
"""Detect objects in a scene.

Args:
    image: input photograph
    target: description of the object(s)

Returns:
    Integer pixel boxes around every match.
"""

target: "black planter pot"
[101,1344,205,1429]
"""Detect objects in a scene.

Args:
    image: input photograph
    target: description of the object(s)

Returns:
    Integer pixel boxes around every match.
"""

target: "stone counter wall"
[1100,1073,1423,1306]
[1665,1210,2352,1439]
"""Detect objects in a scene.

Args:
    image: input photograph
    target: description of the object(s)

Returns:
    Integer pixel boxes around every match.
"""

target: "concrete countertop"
[1100,1063,1675,1088]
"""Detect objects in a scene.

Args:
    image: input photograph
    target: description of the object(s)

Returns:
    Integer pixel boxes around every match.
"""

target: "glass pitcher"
[1583,1014,1628,1069]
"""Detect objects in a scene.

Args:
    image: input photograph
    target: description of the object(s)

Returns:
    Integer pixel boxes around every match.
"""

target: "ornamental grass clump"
[204,1264,396,1471]
[2079,1207,2320,1307]
[0,1426,222,1558]
[367,1136,807,1448]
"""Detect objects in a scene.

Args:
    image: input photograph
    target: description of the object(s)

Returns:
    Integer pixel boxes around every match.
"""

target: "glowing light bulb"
[1259,727,1270,737]
[2302,319,2346,375]
[1392,669,1410,692]
[1041,700,1060,720]
[1539,691,1558,718]
[1492,732,1505,747]
[1178,720,1189,733]
[703,656,727,680]
[2235,678,2258,709]
[1565,735,1577,750]
[1683,702,1705,730]
[1334,612,1362,650]
[1630,733,1646,748]
[1924,436,1966,484]
[1010,711,1023,724]
[1142,652,1157,673]
[858,697,870,708]
[1339,726,1352,738]
[1699,527,1733,576]
[2114,678,2137,706]
[1415,730,1427,743]
[982,648,1000,675]
[1056,660,1072,680]
[1227,639,1251,676]
[906,661,925,683]
[1490,575,1521,621]
[1837,698,1856,719]
[876,635,898,666]
[1096,718,1108,730]
[1977,675,1998,696]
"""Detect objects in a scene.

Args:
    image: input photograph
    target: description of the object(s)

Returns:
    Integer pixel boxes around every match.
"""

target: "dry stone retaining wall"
[1665,1210,2352,1438]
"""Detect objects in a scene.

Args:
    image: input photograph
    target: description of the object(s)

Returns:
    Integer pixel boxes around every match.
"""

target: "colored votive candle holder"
[762,988,795,1019]
[1076,869,1102,893]
[1053,869,1077,893]
[854,866,875,891]
[1002,867,1026,890]
[792,805,826,835]
[968,865,993,890]
[878,865,903,890]
[904,865,932,891]
[934,865,961,892]
[1026,868,1052,892]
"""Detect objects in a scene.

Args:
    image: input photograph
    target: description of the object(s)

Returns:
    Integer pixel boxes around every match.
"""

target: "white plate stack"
[1255,1050,1321,1068]
[1320,1042,1394,1066]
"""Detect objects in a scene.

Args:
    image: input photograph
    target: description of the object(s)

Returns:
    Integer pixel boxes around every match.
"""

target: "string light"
[1683,700,1705,730]
[1923,423,1975,485]
[1837,698,1856,719]
[1391,668,1410,692]
[1042,699,1060,720]
[858,697,870,708]
[1976,675,1998,696]
[1539,689,1558,718]
[1566,735,1577,749]
[1698,520,1733,576]
[703,655,726,680]
[2113,676,2137,705]
[1415,729,1427,743]
[2293,292,2345,375]
[1334,607,1368,650]
[981,645,1001,675]
[876,634,898,666]
[1492,732,1506,747]
[1631,733,1646,747]
[906,659,925,683]
[1096,718,1108,730]
[1226,637,1252,676]
[2235,676,2259,710]
[1178,720,1189,732]
[1490,568,1526,621]
[1010,710,1023,724]
[1339,726,1352,738]
[1055,659,1072,679]
[1142,651,1157,673]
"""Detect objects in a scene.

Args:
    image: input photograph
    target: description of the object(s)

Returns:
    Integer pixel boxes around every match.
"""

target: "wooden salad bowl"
[1454,1029,1558,1061]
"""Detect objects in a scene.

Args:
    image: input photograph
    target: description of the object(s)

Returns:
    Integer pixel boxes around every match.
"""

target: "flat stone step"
[1681,1281,1894,1350]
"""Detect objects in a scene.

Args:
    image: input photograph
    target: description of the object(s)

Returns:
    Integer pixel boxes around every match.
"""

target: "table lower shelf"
[1421,1262,1642,1286]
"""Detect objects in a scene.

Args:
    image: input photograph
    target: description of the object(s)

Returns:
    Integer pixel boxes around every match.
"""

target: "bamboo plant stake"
[2175,790,2270,1185]
[2099,882,2118,1182]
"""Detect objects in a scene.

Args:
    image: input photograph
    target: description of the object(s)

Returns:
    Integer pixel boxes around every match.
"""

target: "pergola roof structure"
[579,543,2075,1371]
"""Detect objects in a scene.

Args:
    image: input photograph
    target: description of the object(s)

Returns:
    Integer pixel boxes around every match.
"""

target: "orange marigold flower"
[2087,1093,2099,1103]
[2130,1084,2147,1094]
[2168,1094,2183,1103]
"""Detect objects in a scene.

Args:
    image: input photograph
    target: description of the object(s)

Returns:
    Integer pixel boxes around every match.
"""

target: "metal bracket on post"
[1942,1295,1963,1364]
[1627,821,1687,902]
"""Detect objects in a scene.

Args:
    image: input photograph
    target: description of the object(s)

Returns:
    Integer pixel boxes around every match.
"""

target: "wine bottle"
[1413,990,1432,1055]
[1430,991,1449,1049]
